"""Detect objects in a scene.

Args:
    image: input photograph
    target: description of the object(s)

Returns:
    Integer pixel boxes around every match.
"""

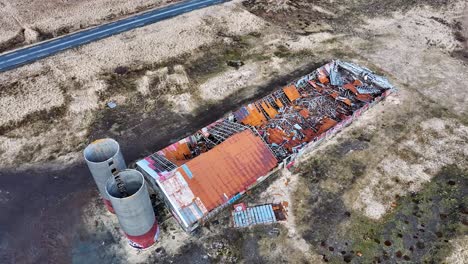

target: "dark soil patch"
[72,223,123,264]
[242,0,455,34]
[241,234,265,263]
[451,49,468,63]
[0,102,69,137]
[294,164,467,263]
[114,66,129,75]
[300,190,349,245]
[343,254,354,263]
[56,26,73,36]
[332,139,369,158]
[162,243,209,264]
[0,164,96,263]
[34,27,54,42]
[0,29,25,54]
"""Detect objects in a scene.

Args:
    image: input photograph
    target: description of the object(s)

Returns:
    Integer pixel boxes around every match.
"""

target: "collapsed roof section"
[233,60,394,159]
[137,60,395,231]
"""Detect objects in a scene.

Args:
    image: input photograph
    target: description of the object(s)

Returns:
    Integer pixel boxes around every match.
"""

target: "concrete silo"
[84,138,127,213]
[106,169,159,249]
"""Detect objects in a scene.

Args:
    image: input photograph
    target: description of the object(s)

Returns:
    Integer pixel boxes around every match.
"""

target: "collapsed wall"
[137,60,396,231]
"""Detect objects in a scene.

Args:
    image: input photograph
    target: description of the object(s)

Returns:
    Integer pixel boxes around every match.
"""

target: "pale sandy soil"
[351,2,468,115]
[446,236,468,264]
[340,93,468,220]
[0,0,178,45]
[338,1,468,219]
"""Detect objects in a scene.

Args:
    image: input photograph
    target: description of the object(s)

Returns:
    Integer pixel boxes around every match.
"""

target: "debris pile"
[137,60,395,231]
[233,60,394,159]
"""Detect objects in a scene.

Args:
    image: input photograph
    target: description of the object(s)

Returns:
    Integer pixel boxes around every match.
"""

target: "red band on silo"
[125,221,159,249]
[102,198,115,214]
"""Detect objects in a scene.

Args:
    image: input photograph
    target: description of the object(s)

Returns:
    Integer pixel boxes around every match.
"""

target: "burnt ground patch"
[294,164,467,263]
[328,139,370,158]
[206,224,283,263]
[164,243,211,263]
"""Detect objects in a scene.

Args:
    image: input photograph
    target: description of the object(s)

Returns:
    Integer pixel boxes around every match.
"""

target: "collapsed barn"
[136,60,395,232]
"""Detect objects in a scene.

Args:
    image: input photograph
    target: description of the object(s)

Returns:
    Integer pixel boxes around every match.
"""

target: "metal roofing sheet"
[283,85,301,101]
[233,204,277,228]
[175,130,277,212]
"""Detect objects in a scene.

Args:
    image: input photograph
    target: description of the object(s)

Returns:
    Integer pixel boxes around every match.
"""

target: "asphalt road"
[0,0,229,73]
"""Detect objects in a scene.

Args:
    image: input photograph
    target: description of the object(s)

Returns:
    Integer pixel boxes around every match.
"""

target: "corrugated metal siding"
[233,204,277,228]
[176,130,277,211]
[181,207,197,224]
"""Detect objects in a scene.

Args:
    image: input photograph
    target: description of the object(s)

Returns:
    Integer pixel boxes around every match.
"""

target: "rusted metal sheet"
[283,85,301,101]
[175,130,277,211]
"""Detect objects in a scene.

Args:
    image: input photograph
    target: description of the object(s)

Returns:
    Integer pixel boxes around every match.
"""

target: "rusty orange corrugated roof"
[163,142,191,163]
[275,98,284,108]
[176,130,278,211]
[343,83,358,95]
[283,85,301,102]
[318,68,330,84]
[261,101,279,118]
[240,104,267,127]
[317,117,338,134]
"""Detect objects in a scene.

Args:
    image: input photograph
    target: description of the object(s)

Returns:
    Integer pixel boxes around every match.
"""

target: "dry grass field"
[0,0,180,52]
[0,0,467,263]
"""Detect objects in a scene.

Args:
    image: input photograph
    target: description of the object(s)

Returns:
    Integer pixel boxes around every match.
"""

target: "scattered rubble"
[226,60,244,69]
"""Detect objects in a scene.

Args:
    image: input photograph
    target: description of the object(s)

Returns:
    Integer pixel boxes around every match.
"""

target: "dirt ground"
[0,0,467,263]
